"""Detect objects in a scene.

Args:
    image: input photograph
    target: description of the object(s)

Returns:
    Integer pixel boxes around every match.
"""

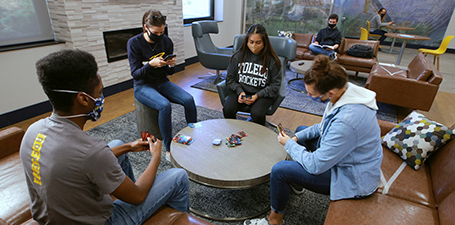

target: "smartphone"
[163,54,176,61]
[241,95,252,99]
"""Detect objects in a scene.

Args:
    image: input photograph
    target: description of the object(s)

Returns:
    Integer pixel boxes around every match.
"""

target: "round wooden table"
[384,25,415,53]
[384,33,430,65]
[288,60,314,93]
[170,119,286,221]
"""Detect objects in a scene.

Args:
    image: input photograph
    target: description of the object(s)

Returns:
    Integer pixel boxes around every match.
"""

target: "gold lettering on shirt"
[31,133,46,185]
[149,52,165,61]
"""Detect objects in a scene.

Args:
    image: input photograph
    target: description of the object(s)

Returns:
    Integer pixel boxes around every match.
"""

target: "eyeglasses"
[150,15,166,22]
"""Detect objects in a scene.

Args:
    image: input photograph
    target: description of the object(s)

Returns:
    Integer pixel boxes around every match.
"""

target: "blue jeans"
[106,140,190,225]
[134,81,197,152]
[270,126,330,214]
[309,44,335,57]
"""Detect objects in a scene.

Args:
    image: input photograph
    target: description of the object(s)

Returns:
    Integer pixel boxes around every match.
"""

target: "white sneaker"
[244,218,269,225]
[244,217,284,225]
[165,151,171,162]
[330,52,337,61]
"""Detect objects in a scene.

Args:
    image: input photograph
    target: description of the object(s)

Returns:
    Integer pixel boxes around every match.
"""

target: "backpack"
[346,44,374,58]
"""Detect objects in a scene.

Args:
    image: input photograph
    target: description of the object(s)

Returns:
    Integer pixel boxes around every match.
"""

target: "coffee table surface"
[290,60,314,75]
[170,119,287,189]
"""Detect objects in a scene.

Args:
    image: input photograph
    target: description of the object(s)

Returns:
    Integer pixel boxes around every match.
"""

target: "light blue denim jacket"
[284,83,383,200]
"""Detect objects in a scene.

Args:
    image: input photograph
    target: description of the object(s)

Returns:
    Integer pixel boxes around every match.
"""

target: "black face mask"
[380,13,386,17]
[328,23,336,28]
[147,30,163,43]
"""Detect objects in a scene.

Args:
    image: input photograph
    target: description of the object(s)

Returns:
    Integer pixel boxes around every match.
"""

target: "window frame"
[183,0,215,25]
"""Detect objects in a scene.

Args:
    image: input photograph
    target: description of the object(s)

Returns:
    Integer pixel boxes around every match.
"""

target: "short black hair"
[36,49,99,113]
[328,14,339,21]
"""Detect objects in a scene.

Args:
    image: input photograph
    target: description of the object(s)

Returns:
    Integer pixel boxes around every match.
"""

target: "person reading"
[309,14,342,60]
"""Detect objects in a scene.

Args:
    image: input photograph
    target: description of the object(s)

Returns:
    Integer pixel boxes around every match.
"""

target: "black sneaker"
[290,183,305,195]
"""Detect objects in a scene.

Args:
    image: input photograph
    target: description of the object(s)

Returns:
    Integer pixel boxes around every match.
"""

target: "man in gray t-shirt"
[20,49,190,225]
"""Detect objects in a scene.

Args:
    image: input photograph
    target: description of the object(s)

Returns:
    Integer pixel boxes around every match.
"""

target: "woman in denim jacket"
[245,55,383,225]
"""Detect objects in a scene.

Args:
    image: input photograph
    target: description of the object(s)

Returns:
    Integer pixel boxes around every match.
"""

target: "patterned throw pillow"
[382,111,454,170]
[278,30,295,39]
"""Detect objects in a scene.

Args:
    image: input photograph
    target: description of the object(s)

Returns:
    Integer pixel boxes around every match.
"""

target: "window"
[183,0,215,25]
[0,0,54,48]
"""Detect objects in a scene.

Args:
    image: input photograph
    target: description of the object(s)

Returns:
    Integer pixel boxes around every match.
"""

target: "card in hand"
[277,123,286,135]
[141,131,156,148]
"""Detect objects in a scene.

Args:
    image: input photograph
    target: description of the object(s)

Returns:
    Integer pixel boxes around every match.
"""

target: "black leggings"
[222,92,274,125]
[370,29,388,44]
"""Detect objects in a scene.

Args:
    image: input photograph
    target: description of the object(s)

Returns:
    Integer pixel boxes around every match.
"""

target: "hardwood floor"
[4,62,455,133]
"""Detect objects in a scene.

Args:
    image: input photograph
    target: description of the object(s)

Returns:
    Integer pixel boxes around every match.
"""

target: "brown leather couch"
[324,120,455,225]
[293,33,316,60]
[365,53,443,111]
[293,34,379,78]
[0,127,212,225]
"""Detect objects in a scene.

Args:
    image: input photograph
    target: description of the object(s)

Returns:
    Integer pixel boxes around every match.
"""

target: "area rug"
[191,69,398,123]
[87,104,330,225]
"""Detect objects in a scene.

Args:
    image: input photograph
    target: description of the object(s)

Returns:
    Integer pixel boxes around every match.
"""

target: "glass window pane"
[0,0,54,47]
[183,0,212,19]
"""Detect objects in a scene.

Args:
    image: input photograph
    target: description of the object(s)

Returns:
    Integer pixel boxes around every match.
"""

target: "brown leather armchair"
[336,38,380,78]
[365,53,443,111]
[0,127,212,225]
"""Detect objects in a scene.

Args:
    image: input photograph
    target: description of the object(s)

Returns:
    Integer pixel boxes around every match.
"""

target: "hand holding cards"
[277,123,286,135]
[141,131,156,149]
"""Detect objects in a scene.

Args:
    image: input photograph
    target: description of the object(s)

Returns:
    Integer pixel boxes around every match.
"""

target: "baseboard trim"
[0,59,197,129]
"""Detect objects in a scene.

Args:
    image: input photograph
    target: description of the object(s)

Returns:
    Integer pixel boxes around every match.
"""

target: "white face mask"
[52,89,105,121]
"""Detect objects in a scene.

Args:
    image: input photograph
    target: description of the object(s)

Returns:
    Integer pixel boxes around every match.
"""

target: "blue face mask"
[309,93,330,103]
[52,89,105,121]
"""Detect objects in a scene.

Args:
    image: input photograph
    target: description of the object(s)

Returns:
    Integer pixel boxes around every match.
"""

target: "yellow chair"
[418,35,454,70]
[366,21,381,41]
[360,27,369,40]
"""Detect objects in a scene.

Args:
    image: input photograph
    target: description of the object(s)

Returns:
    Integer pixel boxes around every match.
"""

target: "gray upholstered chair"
[216,34,297,123]
[192,21,234,84]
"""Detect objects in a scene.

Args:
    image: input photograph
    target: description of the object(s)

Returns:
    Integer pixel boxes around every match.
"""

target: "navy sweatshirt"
[226,51,281,98]
[127,33,175,85]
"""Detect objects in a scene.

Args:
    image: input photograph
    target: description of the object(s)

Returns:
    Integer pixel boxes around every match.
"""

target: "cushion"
[382,111,455,170]
[277,30,295,39]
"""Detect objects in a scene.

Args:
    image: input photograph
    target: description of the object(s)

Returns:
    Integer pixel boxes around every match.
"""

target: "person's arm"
[111,139,149,157]
[333,31,342,50]
[285,121,356,175]
[255,61,281,98]
[111,138,162,205]
[226,54,244,95]
[127,37,150,80]
[164,37,176,75]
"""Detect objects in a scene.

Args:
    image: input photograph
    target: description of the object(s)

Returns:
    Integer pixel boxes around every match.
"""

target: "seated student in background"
[20,49,190,225]
[309,14,342,60]
[127,9,197,161]
[369,8,394,45]
[244,55,383,225]
[223,24,282,126]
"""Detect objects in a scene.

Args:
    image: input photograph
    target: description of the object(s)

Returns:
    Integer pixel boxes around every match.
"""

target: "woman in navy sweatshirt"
[223,24,282,125]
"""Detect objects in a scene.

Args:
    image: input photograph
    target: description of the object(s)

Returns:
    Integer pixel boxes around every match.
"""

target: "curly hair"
[303,55,347,94]
[36,49,99,113]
